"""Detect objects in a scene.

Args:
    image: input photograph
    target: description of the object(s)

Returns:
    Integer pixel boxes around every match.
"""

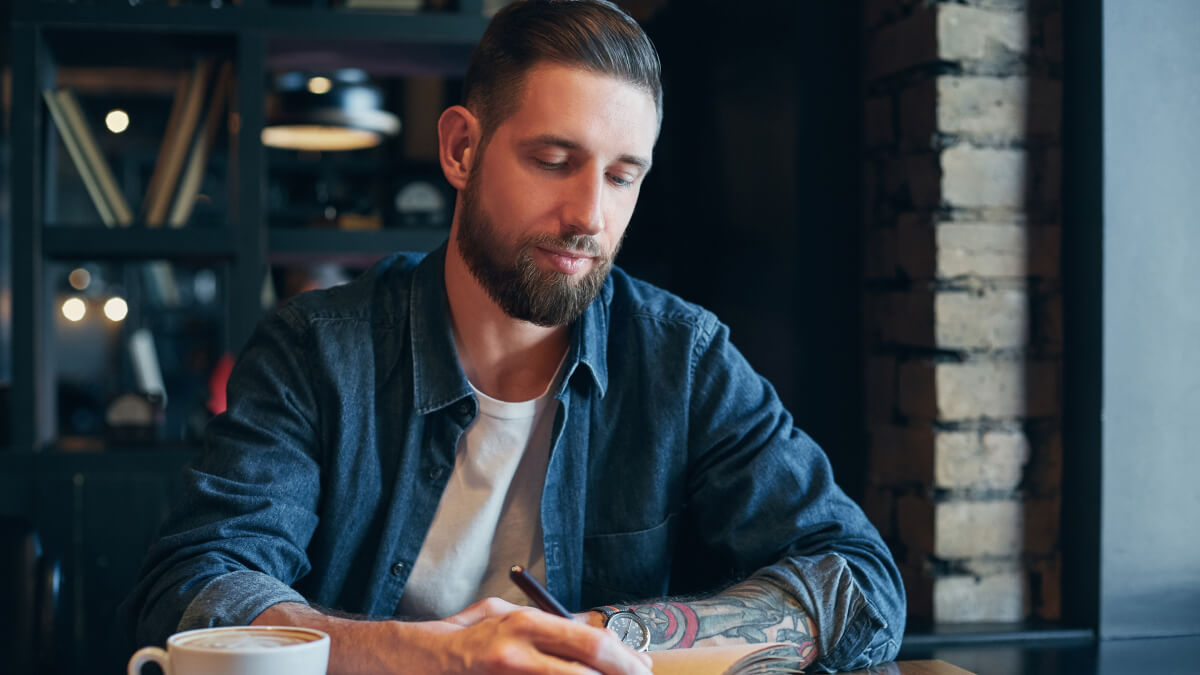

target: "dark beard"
[456,172,620,327]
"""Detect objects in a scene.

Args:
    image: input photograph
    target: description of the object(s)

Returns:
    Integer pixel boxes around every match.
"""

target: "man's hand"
[434,598,652,674]
[253,599,653,675]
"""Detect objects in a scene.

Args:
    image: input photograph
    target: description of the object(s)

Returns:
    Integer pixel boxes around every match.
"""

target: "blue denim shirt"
[122,245,904,672]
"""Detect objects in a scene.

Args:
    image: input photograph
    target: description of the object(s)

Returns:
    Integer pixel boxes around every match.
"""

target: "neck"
[444,237,570,402]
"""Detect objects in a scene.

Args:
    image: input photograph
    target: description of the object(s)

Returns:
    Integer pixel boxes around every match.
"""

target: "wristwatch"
[593,605,651,652]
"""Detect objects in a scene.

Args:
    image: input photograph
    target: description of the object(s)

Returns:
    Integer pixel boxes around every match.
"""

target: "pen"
[510,564,574,619]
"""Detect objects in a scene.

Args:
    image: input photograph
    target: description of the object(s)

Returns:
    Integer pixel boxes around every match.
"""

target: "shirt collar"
[408,243,611,414]
[409,244,472,414]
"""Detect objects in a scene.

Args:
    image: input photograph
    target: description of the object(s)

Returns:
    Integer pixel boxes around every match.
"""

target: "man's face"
[455,64,659,327]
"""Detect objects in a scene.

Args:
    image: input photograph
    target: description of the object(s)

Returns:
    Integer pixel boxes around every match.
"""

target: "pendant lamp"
[262,68,400,152]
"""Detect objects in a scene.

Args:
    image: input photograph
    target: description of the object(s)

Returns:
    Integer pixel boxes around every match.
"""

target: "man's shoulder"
[277,250,427,327]
[605,266,719,335]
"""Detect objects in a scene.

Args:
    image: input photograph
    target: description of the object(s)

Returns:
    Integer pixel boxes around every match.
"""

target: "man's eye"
[536,159,568,170]
[609,174,634,188]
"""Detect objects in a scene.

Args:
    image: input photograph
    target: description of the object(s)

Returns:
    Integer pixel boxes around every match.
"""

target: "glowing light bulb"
[104,296,129,322]
[105,109,130,134]
[307,76,332,95]
[62,297,87,322]
[68,267,92,290]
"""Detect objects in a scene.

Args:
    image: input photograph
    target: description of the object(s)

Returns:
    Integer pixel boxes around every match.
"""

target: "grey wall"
[1101,0,1200,639]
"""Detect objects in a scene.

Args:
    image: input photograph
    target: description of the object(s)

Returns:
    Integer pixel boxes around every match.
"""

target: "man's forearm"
[612,577,818,664]
[253,602,443,674]
[257,599,654,675]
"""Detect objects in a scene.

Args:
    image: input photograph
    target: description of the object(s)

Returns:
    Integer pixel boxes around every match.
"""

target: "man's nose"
[561,170,605,236]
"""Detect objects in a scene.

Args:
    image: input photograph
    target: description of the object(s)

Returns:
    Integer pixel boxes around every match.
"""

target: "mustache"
[528,233,605,258]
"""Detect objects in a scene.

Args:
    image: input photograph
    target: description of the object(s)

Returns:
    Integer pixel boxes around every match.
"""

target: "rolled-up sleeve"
[178,570,309,632]
[120,306,324,649]
[753,553,901,671]
[686,317,905,672]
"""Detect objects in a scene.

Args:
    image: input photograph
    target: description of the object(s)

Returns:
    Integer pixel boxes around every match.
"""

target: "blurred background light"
[306,76,332,94]
[62,297,87,322]
[105,108,130,134]
[69,267,92,291]
[103,297,129,322]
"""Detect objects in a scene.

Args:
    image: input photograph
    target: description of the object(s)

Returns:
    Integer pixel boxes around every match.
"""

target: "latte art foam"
[178,630,316,650]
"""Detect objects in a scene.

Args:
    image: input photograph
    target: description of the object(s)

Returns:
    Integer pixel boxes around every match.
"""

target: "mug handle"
[128,646,170,675]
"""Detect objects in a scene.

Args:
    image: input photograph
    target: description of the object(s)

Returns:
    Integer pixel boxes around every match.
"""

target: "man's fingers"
[502,611,652,675]
[440,601,651,674]
[471,645,601,675]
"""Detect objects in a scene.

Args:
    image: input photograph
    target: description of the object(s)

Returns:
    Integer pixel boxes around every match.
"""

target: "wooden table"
[846,660,974,674]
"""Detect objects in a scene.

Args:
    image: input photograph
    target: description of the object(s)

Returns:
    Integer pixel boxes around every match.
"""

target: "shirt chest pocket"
[580,512,680,605]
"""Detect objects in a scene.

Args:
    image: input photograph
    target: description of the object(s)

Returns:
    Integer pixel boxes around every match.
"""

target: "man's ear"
[438,105,479,191]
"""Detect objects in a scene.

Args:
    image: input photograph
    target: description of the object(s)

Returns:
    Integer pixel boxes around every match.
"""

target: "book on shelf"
[139,74,188,226]
[43,89,115,226]
[168,60,234,228]
[143,58,213,227]
[56,89,135,226]
[43,88,134,227]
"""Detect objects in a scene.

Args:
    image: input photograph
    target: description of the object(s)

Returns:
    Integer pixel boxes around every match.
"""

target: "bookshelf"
[4,3,489,669]
[8,0,489,452]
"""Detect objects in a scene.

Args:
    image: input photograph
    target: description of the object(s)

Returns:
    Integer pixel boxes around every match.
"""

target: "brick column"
[861,0,1063,623]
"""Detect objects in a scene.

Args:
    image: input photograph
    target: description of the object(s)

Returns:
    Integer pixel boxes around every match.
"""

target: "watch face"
[606,611,650,652]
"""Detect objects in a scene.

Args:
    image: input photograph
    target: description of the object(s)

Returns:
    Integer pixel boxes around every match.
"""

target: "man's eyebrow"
[619,153,653,171]
[520,134,652,170]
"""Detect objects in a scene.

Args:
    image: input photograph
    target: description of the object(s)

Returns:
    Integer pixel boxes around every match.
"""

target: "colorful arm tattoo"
[623,578,817,665]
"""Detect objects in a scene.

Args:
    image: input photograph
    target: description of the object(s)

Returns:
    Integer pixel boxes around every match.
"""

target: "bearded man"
[122,2,905,673]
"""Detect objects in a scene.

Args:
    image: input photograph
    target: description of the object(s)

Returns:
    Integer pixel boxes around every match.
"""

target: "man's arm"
[583,577,817,667]
[120,307,324,649]
[255,600,652,675]
[668,316,906,672]
[624,578,816,654]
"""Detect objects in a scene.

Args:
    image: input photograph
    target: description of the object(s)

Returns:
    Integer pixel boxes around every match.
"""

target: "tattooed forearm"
[622,578,817,665]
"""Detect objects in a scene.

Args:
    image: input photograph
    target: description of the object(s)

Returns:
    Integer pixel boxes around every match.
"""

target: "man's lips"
[537,245,596,274]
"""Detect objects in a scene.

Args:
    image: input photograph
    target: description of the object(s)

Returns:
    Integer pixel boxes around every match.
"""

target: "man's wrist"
[581,609,607,629]
[591,605,653,652]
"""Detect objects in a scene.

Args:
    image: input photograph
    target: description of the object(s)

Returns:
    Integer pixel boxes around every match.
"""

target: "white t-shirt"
[396,382,557,619]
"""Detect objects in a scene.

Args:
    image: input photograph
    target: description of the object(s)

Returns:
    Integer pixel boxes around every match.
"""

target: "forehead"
[495,63,659,159]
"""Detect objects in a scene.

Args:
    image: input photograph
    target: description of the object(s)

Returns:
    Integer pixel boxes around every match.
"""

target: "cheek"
[605,191,640,237]
[482,167,556,224]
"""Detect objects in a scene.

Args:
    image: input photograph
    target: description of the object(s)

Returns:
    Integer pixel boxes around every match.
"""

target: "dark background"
[622,2,866,500]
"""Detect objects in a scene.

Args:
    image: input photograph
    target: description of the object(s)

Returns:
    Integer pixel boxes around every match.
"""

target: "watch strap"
[592,604,628,623]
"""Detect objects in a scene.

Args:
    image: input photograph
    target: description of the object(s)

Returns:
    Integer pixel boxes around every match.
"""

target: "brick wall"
[861,0,1063,623]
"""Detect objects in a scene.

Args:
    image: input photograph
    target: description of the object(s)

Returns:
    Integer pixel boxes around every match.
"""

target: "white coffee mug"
[127,625,330,675]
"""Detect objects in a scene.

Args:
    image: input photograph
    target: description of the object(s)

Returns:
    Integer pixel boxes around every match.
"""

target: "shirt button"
[428,466,444,481]
[456,402,470,416]
[390,562,407,576]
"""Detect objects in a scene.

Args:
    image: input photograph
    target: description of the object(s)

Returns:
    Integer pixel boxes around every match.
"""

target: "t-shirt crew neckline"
[467,349,569,417]
[469,384,551,420]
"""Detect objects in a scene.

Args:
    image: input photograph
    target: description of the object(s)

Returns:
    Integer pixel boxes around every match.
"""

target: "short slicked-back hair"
[462,0,663,142]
